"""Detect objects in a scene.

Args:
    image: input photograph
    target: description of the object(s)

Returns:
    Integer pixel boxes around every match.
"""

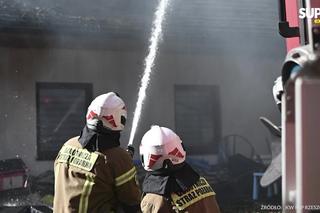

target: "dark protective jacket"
[53,128,141,213]
[140,163,220,213]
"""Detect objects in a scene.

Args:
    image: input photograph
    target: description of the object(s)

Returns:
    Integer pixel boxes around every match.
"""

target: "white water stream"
[128,0,170,146]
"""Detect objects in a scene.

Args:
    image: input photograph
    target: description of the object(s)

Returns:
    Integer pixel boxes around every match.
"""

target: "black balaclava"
[142,162,200,197]
[78,120,120,152]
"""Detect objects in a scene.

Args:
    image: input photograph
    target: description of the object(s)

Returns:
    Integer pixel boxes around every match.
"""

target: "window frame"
[36,82,93,160]
[174,84,221,155]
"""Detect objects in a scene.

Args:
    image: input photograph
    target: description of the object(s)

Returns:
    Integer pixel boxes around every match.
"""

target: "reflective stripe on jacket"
[53,137,141,213]
[141,177,220,213]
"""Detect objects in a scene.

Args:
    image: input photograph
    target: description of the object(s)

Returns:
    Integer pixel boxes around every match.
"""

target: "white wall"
[0,44,284,175]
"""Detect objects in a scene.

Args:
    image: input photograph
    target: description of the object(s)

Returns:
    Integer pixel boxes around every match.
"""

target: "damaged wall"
[0,0,285,174]
[0,38,284,175]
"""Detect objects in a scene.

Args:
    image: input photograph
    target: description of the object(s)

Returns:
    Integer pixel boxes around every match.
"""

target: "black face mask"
[78,121,120,152]
[142,162,200,197]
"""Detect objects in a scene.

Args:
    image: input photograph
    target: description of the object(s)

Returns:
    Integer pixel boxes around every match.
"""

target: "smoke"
[0,0,286,173]
[128,0,170,146]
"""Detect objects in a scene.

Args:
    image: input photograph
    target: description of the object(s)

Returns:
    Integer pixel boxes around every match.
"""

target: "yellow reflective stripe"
[79,175,94,213]
[115,167,136,187]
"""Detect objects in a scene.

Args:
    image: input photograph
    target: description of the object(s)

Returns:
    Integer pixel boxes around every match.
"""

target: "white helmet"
[139,126,186,171]
[86,92,127,131]
[272,76,283,107]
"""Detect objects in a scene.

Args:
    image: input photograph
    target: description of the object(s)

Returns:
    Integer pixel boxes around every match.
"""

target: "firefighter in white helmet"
[139,125,221,213]
[53,92,141,213]
[273,76,283,111]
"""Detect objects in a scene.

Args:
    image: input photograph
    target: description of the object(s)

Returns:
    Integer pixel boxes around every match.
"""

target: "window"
[175,85,221,154]
[36,82,93,160]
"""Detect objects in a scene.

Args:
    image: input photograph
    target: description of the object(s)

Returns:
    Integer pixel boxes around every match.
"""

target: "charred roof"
[0,0,282,53]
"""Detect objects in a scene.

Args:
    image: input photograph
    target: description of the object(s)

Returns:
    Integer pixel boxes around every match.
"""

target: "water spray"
[127,0,170,156]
